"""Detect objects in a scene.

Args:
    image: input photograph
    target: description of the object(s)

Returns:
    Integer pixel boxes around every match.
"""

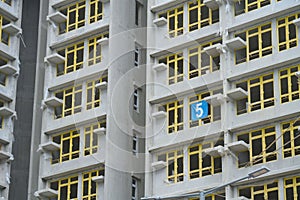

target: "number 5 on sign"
[190,101,208,121]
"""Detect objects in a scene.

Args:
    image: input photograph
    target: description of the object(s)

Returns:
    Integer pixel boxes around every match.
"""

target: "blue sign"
[190,100,208,121]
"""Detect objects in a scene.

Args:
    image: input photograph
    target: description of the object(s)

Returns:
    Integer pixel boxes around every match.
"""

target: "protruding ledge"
[293,18,300,27]
[204,145,224,157]
[152,111,167,119]
[40,141,60,152]
[92,175,105,183]
[153,63,167,72]
[0,150,12,160]
[203,43,223,57]
[151,161,167,170]
[44,97,63,107]
[0,107,14,117]
[2,24,21,35]
[47,12,67,24]
[94,127,106,136]
[0,64,17,75]
[204,93,225,106]
[34,188,58,198]
[95,81,107,90]
[227,88,248,100]
[225,37,247,50]
[45,53,65,64]
[153,17,167,27]
[97,37,109,45]
[228,141,249,153]
[203,0,221,10]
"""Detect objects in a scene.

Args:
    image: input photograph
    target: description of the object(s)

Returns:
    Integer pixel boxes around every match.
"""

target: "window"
[0,15,10,45]
[132,135,138,155]
[188,0,219,32]
[133,88,139,111]
[284,176,300,200]
[277,13,299,51]
[135,1,142,26]
[239,181,278,200]
[159,52,183,85]
[282,119,300,158]
[86,76,107,110]
[161,100,183,134]
[82,169,104,200]
[161,150,184,183]
[188,140,223,179]
[237,126,277,168]
[279,65,300,104]
[88,33,108,66]
[188,40,221,79]
[0,101,4,129]
[0,57,7,66]
[52,130,80,164]
[159,6,184,38]
[235,23,272,64]
[134,46,140,67]
[236,73,274,115]
[84,120,106,156]
[57,42,84,76]
[51,176,79,200]
[59,1,86,34]
[89,0,103,24]
[189,91,221,127]
[131,178,137,200]
[234,0,270,16]
[0,72,6,86]
[55,85,82,119]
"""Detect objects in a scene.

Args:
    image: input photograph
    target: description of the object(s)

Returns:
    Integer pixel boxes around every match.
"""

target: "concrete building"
[0,0,23,199]
[145,0,300,199]
[26,0,147,200]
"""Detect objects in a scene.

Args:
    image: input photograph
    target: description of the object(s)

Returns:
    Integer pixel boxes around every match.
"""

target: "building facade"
[145,0,300,199]
[27,0,147,200]
[0,0,22,199]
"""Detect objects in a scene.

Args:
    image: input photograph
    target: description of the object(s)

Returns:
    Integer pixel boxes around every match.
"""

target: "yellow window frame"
[89,0,103,24]
[188,40,221,79]
[86,75,107,110]
[235,23,272,64]
[54,176,79,200]
[84,120,106,156]
[162,100,184,134]
[281,119,300,158]
[235,0,270,16]
[159,6,184,38]
[279,65,300,104]
[166,150,184,183]
[64,0,86,33]
[82,169,104,199]
[57,42,84,76]
[239,181,278,199]
[237,126,277,167]
[88,33,108,66]
[284,176,300,200]
[236,73,274,114]
[159,52,184,85]
[188,0,219,32]
[277,13,299,51]
[51,129,80,164]
[188,141,223,179]
[55,84,82,119]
